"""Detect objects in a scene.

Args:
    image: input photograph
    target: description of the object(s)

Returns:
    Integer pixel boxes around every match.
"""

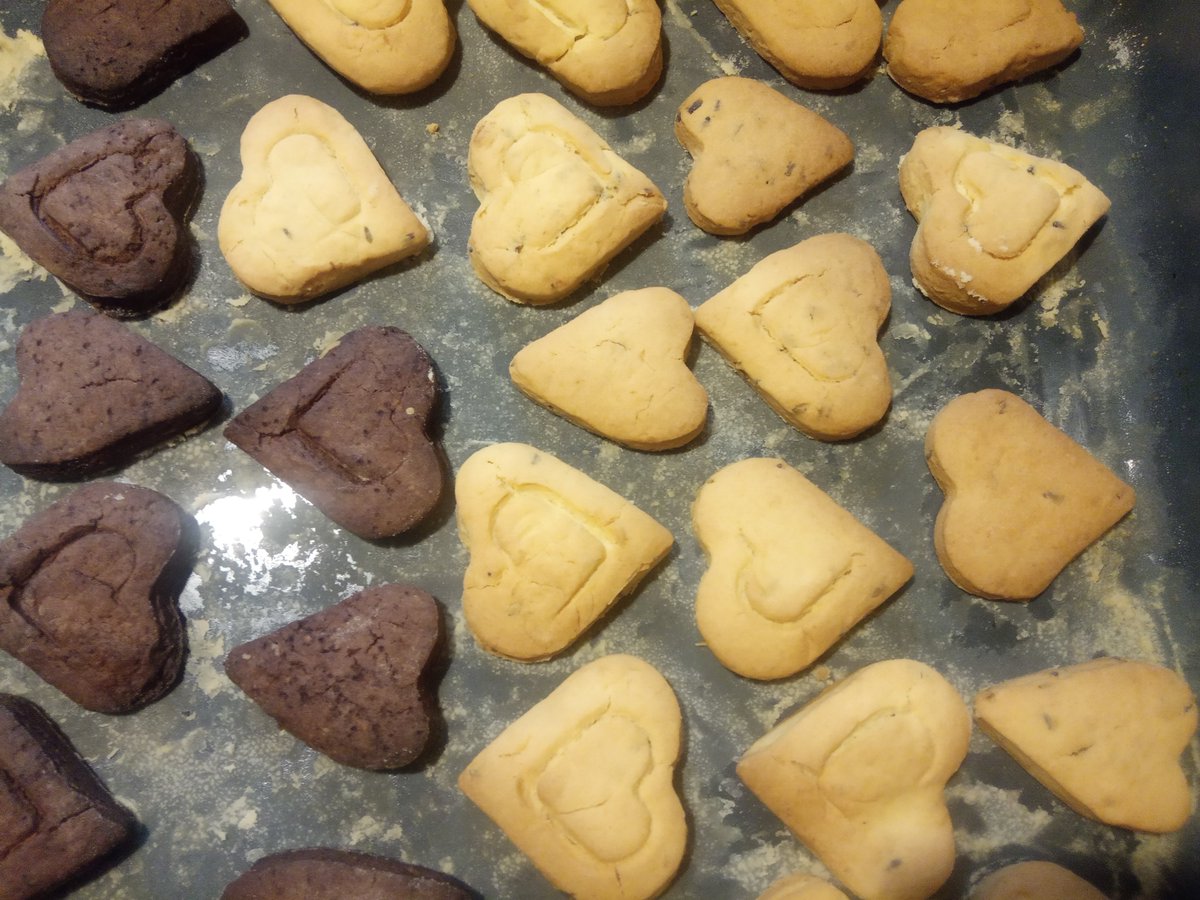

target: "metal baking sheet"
[1,1,1197,897]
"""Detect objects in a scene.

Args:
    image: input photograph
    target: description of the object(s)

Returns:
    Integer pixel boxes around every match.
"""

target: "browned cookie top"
[0,483,193,714]
[224,584,443,770]
[41,0,247,109]
[0,694,137,900]
[0,118,200,317]
[222,848,477,900]
[224,326,444,540]
[0,309,222,480]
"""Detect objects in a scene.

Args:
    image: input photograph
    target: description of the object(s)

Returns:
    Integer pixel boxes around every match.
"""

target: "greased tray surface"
[1,1,1198,897]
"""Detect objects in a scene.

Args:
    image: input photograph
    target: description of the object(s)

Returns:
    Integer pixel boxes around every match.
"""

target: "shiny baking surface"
[0,1,1197,897]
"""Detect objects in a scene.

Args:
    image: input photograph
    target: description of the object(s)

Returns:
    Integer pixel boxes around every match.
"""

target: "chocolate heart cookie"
[0,118,200,317]
[225,585,443,770]
[0,483,194,713]
[223,848,477,899]
[0,309,222,480]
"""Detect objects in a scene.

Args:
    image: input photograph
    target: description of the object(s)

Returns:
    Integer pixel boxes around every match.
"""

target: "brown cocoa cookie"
[224,585,443,770]
[224,327,444,540]
[0,694,138,900]
[41,0,247,110]
[0,118,200,317]
[0,309,222,480]
[222,848,477,899]
[0,483,193,714]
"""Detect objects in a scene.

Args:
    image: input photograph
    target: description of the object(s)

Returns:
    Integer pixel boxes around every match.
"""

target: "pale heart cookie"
[266,0,454,94]
[455,443,672,660]
[695,234,892,440]
[738,659,970,900]
[693,458,912,681]
[970,861,1107,900]
[467,0,662,106]
[459,654,686,899]
[676,77,853,235]
[509,287,708,450]
[713,0,881,89]
[758,872,849,900]
[899,126,1110,315]
[926,389,1135,600]
[885,0,1083,104]
[468,93,666,304]
[974,658,1197,833]
[219,95,429,303]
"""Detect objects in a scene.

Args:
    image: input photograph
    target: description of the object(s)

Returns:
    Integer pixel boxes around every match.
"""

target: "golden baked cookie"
[468,93,667,304]
[975,658,1197,833]
[899,126,1110,315]
[885,0,1084,104]
[738,659,970,900]
[455,443,672,660]
[675,77,853,235]
[509,287,708,450]
[218,95,429,303]
[970,861,1107,900]
[459,654,686,899]
[466,0,662,105]
[758,872,849,900]
[714,0,882,89]
[693,458,912,681]
[926,389,1135,600]
[266,0,454,94]
[695,233,892,440]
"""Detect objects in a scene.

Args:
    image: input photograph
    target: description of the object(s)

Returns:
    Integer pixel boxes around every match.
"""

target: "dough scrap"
[926,389,1135,600]
[467,0,662,105]
[266,0,454,94]
[459,654,686,899]
[738,659,970,900]
[509,287,709,450]
[455,442,672,660]
[467,93,667,305]
[885,0,1083,104]
[713,0,881,89]
[693,458,912,680]
[899,126,1109,315]
[219,94,429,303]
[974,658,1197,833]
[675,77,853,235]
[695,233,892,440]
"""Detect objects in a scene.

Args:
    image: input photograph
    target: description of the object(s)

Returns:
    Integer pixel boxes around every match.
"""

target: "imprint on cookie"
[467,0,662,105]
[899,127,1109,315]
[468,94,666,304]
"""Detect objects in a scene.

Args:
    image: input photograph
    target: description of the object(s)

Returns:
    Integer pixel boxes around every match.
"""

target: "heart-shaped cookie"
[713,0,882,89]
[885,0,1083,104]
[218,95,429,303]
[225,585,442,770]
[459,654,686,898]
[467,0,663,105]
[0,118,199,317]
[42,0,247,109]
[224,326,444,540]
[696,233,892,439]
[0,483,193,713]
[675,77,853,235]
[975,658,1197,833]
[899,126,1110,315]
[267,0,454,94]
[468,93,667,304]
[455,443,672,660]
[223,849,477,899]
[738,659,970,900]
[509,287,708,450]
[926,389,1135,600]
[0,310,222,480]
[693,458,913,680]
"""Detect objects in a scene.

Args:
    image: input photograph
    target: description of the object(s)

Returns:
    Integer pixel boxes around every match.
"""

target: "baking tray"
[1,1,1197,897]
